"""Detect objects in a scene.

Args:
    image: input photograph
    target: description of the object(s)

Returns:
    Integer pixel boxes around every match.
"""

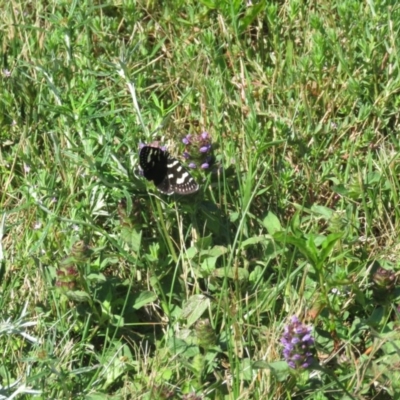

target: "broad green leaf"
[239,358,254,381]
[132,290,157,309]
[201,256,218,273]
[249,265,264,283]
[65,290,91,303]
[208,245,228,257]
[195,234,213,251]
[252,360,289,382]
[185,246,198,260]
[240,235,269,249]
[120,227,141,253]
[182,295,210,327]
[263,212,282,234]
[311,204,334,218]
[230,212,240,222]
[274,232,318,266]
[167,337,199,358]
[318,232,343,265]
[213,267,249,281]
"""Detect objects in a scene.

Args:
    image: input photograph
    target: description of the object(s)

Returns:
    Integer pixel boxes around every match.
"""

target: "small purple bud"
[302,334,313,342]
[182,135,192,145]
[139,142,146,149]
[283,349,291,358]
[200,145,211,153]
[281,338,289,346]
[160,145,167,152]
[180,132,213,171]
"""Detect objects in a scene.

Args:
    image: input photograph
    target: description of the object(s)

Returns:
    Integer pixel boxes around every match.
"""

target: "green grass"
[1,0,400,398]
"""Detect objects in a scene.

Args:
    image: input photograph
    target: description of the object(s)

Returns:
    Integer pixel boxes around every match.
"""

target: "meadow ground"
[1,1,400,399]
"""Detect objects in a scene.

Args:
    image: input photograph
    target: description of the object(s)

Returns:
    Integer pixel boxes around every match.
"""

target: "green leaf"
[213,267,249,281]
[185,246,198,260]
[252,360,289,382]
[120,227,142,253]
[198,0,217,9]
[208,245,228,257]
[311,204,334,219]
[249,265,264,283]
[87,273,106,283]
[230,212,240,222]
[101,343,130,389]
[167,337,199,358]
[195,234,213,251]
[239,1,266,34]
[65,290,91,303]
[332,184,348,196]
[239,358,254,381]
[318,232,343,267]
[274,232,318,267]
[182,295,210,327]
[201,256,218,273]
[240,235,269,249]
[132,291,158,309]
[263,212,282,234]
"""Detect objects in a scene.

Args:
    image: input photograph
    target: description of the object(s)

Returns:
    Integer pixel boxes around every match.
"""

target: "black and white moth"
[139,146,199,195]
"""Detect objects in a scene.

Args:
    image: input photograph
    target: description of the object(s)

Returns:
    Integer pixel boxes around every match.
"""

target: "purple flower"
[200,144,212,153]
[181,131,213,171]
[182,135,192,145]
[281,316,315,369]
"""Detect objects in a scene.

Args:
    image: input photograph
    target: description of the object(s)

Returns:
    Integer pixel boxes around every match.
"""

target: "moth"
[139,146,199,195]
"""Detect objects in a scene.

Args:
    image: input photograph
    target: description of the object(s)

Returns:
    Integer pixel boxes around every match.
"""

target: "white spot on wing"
[176,172,189,185]
[167,159,180,168]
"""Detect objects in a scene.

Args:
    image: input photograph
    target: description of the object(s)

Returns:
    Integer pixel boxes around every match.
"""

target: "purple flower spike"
[281,315,315,369]
[181,131,213,171]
